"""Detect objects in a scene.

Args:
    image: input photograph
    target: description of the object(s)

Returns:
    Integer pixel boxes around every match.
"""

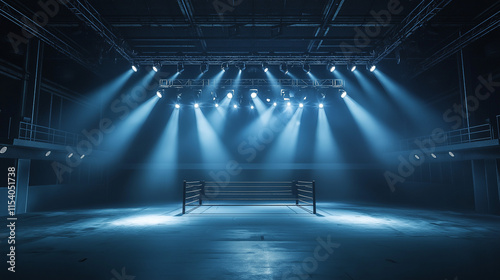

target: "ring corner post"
[200,180,205,206]
[182,180,186,214]
[312,180,316,214]
[293,180,298,205]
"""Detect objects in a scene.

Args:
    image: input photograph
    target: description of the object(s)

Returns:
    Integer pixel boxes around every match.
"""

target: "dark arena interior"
[1,0,500,279]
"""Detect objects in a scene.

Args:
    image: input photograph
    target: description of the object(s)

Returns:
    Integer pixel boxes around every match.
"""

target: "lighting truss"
[159,79,345,89]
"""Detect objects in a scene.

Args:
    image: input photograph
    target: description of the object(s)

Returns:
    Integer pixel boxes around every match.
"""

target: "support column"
[14,39,44,139]
[472,159,500,214]
[15,159,31,214]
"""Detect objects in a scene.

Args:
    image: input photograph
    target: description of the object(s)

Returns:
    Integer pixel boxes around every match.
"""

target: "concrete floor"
[2,202,500,280]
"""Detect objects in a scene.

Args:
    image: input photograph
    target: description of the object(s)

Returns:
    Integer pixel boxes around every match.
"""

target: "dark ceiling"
[1,0,499,80]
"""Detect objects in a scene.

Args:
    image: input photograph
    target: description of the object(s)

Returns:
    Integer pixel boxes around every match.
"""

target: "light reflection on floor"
[4,202,500,279]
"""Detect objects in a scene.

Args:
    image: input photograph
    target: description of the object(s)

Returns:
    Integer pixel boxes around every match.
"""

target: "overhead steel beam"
[306,0,345,53]
[159,78,345,89]
[177,0,207,51]
[61,0,134,63]
[372,0,453,64]
[415,8,500,76]
[0,0,96,71]
[134,55,373,66]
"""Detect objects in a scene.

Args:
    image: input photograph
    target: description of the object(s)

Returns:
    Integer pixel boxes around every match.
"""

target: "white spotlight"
[319,103,324,108]
[251,92,257,99]
[327,63,336,72]
[227,92,233,99]
[0,146,7,154]
[156,90,163,98]
[273,102,277,107]
[45,151,51,157]
[233,104,238,109]
[131,65,138,72]
[262,62,269,73]
[299,103,304,108]
[431,153,437,159]
[194,103,199,108]
[80,154,86,159]
[153,63,160,72]
[215,103,219,108]
[251,105,254,109]
[350,65,356,72]
[448,151,455,157]
[414,154,420,160]
[369,65,376,72]
[266,98,271,102]
[340,90,347,98]
[287,102,291,107]
[68,153,73,158]
[175,104,180,109]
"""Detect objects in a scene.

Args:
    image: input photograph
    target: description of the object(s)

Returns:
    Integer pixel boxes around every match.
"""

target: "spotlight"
[221,62,229,72]
[153,63,160,72]
[156,90,163,98]
[327,63,336,72]
[368,64,376,72]
[250,89,258,99]
[266,98,271,103]
[194,103,199,108]
[414,154,420,160]
[200,63,209,74]
[287,102,291,107]
[0,146,7,154]
[319,103,324,108]
[302,63,311,73]
[273,102,277,107]
[80,154,86,159]
[251,105,254,109]
[227,90,234,99]
[45,151,51,157]
[68,153,73,158]
[215,103,219,108]
[131,64,138,72]
[448,151,455,157]
[175,104,180,109]
[236,62,246,72]
[177,62,185,73]
[299,103,304,108]
[431,153,437,159]
[349,64,356,72]
[262,62,269,73]
[340,89,347,98]
[280,63,288,74]
[233,104,238,109]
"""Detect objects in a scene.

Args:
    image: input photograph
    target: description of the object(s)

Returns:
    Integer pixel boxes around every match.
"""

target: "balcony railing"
[18,122,83,147]
[399,123,495,151]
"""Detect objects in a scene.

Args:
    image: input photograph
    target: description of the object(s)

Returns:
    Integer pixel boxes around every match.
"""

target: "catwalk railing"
[18,121,83,146]
[182,180,316,214]
[399,123,494,151]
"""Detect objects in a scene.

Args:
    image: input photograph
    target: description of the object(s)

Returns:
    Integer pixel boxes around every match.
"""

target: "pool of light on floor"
[110,214,177,226]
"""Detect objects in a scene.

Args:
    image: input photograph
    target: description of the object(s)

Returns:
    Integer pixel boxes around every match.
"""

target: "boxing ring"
[182,180,316,214]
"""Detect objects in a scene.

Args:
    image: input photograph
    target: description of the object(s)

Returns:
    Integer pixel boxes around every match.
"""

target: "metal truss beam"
[307,0,345,52]
[135,55,374,66]
[372,0,453,64]
[177,0,207,51]
[61,0,134,63]
[159,79,345,89]
[415,8,500,76]
[0,0,96,71]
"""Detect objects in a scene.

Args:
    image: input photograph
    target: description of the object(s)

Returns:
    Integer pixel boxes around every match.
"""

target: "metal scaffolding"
[159,78,344,88]
[137,55,374,66]
[0,0,95,71]
[416,8,500,75]
[61,0,134,63]
[372,0,453,64]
